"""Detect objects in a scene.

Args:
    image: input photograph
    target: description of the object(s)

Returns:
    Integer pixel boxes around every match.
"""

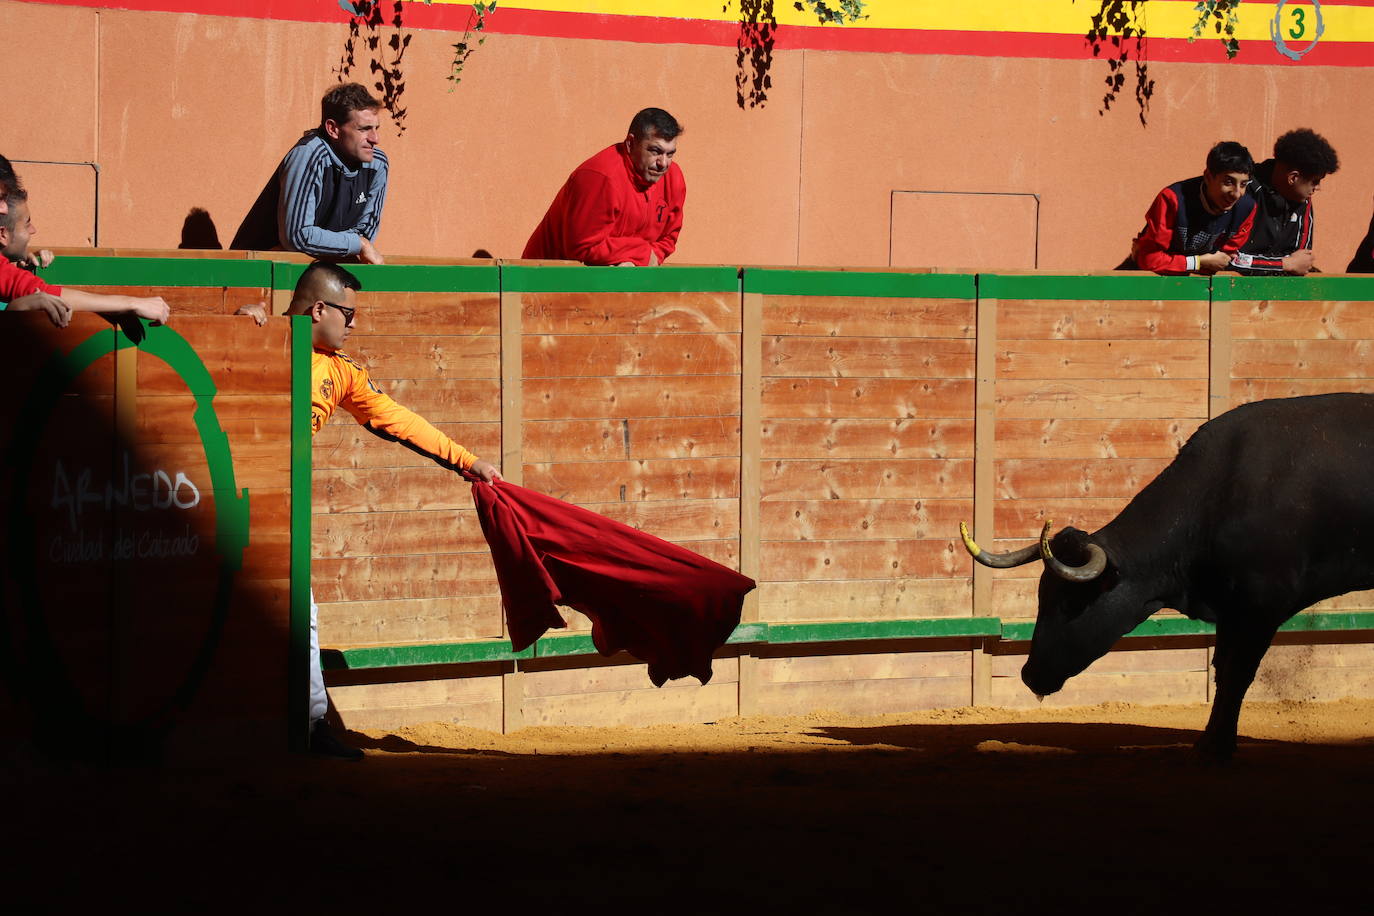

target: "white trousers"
[309,590,328,722]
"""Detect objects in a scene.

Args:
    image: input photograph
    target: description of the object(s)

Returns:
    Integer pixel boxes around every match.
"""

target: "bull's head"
[961,521,1161,697]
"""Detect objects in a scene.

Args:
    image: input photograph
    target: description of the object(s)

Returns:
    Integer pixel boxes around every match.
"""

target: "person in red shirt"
[522,108,685,266]
[0,176,170,324]
[1121,141,1257,276]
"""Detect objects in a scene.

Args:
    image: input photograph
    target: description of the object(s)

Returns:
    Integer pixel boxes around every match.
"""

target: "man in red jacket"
[522,108,685,266]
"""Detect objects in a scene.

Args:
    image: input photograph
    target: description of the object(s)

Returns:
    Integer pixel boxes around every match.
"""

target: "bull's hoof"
[1192,731,1236,764]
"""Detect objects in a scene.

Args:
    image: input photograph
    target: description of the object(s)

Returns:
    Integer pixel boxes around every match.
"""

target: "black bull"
[962,393,1374,759]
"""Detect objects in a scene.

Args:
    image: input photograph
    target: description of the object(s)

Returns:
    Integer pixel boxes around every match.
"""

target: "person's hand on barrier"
[8,291,72,328]
[1196,252,1231,274]
[18,249,56,269]
[469,459,502,484]
[358,236,385,265]
[132,296,171,324]
[235,302,269,326]
[1283,249,1315,275]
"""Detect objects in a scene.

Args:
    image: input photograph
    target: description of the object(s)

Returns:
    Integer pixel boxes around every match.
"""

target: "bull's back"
[1192,394,1374,612]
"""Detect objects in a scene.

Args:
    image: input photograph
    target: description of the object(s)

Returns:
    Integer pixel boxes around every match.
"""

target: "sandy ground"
[9,698,1374,912]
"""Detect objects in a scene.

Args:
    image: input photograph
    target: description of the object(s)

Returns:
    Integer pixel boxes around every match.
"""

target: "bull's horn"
[1039,523,1109,582]
[959,520,1050,569]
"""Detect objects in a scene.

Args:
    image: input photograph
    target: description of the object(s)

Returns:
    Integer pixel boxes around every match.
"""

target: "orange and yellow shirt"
[310,348,478,471]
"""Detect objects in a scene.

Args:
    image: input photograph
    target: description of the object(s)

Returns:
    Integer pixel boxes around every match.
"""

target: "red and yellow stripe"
[22,0,1374,65]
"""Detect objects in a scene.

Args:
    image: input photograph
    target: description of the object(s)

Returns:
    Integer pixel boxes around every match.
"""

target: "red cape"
[470,480,755,686]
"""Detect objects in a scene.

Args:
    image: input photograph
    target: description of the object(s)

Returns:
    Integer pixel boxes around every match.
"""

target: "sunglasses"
[321,300,356,324]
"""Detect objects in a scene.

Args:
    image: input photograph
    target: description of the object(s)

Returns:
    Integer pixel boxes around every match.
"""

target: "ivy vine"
[335,0,415,132]
[726,0,866,109]
[1079,0,1244,125]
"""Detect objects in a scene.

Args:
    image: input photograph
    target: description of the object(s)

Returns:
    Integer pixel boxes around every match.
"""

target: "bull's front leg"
[1197,616,1281,762]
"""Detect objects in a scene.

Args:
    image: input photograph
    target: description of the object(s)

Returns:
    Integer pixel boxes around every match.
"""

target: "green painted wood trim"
[728,622,769,644]
[1001,610,1374,643]
[744,270,975,299]
[271,262,499,292]
[1278,610,1374,632]
[978,274,1209,301]
[289,316,313,751]
[319,609,1374,670]
[532,633,600,658]
[40,257,271,287]
[1214,275,1374,302]
[333,640,534,669]
[501,265,739,292]
[765,617,1001,644]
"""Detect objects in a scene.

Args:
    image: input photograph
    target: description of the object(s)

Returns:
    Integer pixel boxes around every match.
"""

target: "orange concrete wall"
[4,0,1374,271]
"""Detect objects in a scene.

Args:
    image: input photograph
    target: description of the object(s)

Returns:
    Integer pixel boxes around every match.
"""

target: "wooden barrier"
[0,306,308,758]
[11,256,1374,738]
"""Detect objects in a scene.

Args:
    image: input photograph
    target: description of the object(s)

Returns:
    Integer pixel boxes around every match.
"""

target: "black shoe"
[309,720,363,761]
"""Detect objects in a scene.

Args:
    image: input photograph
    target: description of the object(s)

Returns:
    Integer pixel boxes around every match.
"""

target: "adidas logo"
[355,192,368,204]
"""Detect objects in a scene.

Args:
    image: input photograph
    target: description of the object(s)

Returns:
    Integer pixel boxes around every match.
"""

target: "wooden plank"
[760,458,971,500]
[521,657,739,697]
[328,674,504,732]
[125,441,289,491]
[994,458,1170,499]
[313,467,481,513]
[314,508,488,557]
[136,405,290,444]
[136,342,291,397]
[1211,280,1234,419]
[1231,299,1374,340]
[77,285,263,314]
[760,538,966,580]
[996,340,1207,379]
[996,298,1209,339]
[747,676,973,716]
[741,291,763,630]
[762,336,975,378]
[1232,339,1374,379]
[523,333,740,377]
[763,377,973,419]
[757,577,972,620]
[994,379,1208,418]
[1311,589,1374,611]
[519,291,739,334]
[501,288,524,492]
[343,335,499,380]
[995,418,1198,459]
[760,295,975,338]
[576,498,741,540]
[1230,378,1374,402]
[523,376,739,420]
[311,422,501,469]
[988,670,1208,708]
[761,418,974,459]
[824,651,966,687]
[317,594,505,644]
[760,497,972,540]
[311,553,499,602]
[521,457,740,502]
[754,651,968,684]
[990,646,1207,677]
[524,417,740,462]
[995,498,1132,534]
[349,291,500,336]
[990,578,1039,617]
[341,378,501,422]
[520,680,740,728]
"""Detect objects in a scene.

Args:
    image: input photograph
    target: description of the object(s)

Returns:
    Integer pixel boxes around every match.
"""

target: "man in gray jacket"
[231,82,389,264]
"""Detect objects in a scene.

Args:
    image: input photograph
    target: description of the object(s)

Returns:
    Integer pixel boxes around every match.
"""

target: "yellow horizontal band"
[427,1,1374,42]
